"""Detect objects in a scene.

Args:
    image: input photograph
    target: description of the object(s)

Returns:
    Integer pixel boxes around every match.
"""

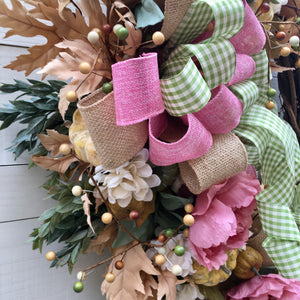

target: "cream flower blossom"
[176,284,204,300]
[89,149,161,208]
[146,233,196,277]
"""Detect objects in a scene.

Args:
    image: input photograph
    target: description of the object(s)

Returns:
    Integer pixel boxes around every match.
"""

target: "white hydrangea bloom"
[89,149,161,207]
[176,284,204,300]
[270,0,288,14]
[146,233,196,277]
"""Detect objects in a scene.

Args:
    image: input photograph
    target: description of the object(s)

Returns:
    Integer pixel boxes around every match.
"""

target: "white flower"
[270,0,288,14]
[146,233,196,277]
[89,149,161,208]
[176,284,204,300]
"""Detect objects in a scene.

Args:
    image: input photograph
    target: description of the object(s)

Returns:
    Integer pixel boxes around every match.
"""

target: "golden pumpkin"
[192,249,238,286]
[69,109,100,167]
[233,246,263,279]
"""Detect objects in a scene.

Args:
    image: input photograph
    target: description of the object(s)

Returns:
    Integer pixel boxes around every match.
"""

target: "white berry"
[290,36,300,47]
[157,247,166,255]
[72,185,82,196]
[172,264,182,276]
[87,31,99,44]
[76,271,86,281]
[113,24,123,34]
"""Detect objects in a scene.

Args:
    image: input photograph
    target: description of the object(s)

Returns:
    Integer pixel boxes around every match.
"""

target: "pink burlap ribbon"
[112,52,164,126]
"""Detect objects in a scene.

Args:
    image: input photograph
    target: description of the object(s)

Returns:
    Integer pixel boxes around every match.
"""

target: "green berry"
[295,17,300,25]
[73,281,84,293]
[164,228,174,238]
[102,83,113,94]
[116,27,129,40]
[174,245,185,256]
[267,88,276,98]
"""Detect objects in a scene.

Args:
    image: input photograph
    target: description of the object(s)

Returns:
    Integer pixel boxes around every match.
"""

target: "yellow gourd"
[69,109,100,167]
[192,249,238,286]
[233,246,263,279]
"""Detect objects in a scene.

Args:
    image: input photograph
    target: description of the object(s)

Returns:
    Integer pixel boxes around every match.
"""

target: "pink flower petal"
[190,199,237,248]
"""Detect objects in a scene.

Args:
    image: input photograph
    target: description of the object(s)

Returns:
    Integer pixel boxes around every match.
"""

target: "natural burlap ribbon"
[77,90,148,169]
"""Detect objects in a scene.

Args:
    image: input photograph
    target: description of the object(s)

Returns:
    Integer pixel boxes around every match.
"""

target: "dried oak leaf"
[58,0,70,20]
[101,243,160,300]
[77,0,107,29]
[157,269,185,300]
[39,39,111,117]
[123,20,142,57]
[0,0,89,75]
[38,129,71,157]
[31,154,78,174]
[136,271,159,300]
[81,193,95,233]
[86,222,118,255]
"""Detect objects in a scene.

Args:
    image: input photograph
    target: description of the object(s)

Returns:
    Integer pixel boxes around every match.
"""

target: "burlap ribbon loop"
[179,132,248,194]
[77,90,148,169]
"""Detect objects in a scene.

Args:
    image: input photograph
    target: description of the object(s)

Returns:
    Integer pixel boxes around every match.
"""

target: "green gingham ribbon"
[233,50,300,279]
[160,0,244,116]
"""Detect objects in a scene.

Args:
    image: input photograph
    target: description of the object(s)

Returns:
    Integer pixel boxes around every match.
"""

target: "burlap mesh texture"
[179,132,248,194]
[77,90,148,169]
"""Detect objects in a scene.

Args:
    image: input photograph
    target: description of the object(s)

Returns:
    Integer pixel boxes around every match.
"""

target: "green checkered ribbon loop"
[160,0,244,117]
[233,102,300,278]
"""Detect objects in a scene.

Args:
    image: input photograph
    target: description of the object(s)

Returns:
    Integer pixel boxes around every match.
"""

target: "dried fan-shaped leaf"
[86,222,118,254]
[135,271,158,300]
[39,39,111,117]
[58,0,71,19]
[101,243,160,300]
[157,270,183,300]
[38,129,71,157]
[0,0,89,75]
[31,154,78,174]
[81,193,95,233]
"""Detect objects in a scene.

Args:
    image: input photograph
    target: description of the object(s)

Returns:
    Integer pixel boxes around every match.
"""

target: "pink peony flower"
[188,167,260,270]
[226,273,300,300]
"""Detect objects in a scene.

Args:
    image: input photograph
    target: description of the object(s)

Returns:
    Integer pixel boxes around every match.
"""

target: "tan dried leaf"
[81,193,95,233]
[136,271,158,300]
[86,222,118,254]
[111,1,137,25]
[270,61,295,73]
[101,243,160,300]
[0,0,89,75]
[38,129,71,157]
[157,270,179,300]
[58,0,71,20]
[31,154,78,174]
[123,21,142,57]
[76,0,106,29]
[39,39,111,117]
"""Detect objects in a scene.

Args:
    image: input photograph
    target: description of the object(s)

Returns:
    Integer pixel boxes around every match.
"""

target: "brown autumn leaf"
[39,39,111,117]
[123,20,142,57]
[280,0,300,18]
[86,222,118,254]
[38,129,71,157]
[81,193,95,233]
[270,61,295,73]
[0,0,89,75]
[101,243,160,300]
[77,0,106,29]
[111,1,137,25]
[136,271,158,300]
[58,0,70,20]
[31,154,78,174]
[157,270,181,300]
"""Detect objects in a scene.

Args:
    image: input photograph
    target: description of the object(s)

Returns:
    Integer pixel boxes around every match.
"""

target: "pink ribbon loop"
[112,52,165,126]
[193,84,243,134]
[149,112,213,166]
[230,0,266,55]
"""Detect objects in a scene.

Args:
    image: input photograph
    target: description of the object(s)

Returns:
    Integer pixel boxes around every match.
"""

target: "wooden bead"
[183,228,189,238]
[105,272,115,283]
[66,90,77,102]
[45,251,56,261]
[101,212,113,224]
[79,62,92,74]
[183,214,195,226]
[115,260,124,270]
[59,143,72,155]
[280,46,290,57]
[295,59,300,68]
[184,203,194,213]
[155,254,166,265]
[152,31,165,45]
[265,101,275,110]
